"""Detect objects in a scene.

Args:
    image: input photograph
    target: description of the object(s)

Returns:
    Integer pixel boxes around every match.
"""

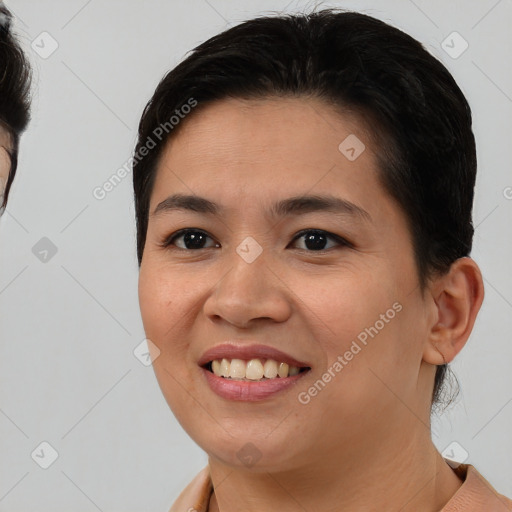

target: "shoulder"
[168,466,212,512]
[443,463,512,511]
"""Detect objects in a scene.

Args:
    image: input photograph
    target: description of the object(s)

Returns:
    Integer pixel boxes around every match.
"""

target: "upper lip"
[198,343,311,368]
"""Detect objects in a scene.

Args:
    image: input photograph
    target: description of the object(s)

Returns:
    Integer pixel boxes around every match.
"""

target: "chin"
[189,425,308,473]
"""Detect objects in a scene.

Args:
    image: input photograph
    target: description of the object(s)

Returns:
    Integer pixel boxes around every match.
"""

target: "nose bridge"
[225,234,272,298]
[204,234,291,326]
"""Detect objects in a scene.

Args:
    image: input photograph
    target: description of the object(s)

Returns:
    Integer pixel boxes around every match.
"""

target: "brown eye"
[290,229,350,251]
[163,229,219,250]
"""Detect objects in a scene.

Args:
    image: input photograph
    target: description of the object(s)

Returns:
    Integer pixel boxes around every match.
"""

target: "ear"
[423,257,484,365]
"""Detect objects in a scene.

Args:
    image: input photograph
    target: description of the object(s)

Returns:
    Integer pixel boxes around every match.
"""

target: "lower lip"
[201,367,309,401]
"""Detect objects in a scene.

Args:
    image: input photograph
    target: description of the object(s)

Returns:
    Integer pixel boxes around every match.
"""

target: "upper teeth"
[211,358,301,380]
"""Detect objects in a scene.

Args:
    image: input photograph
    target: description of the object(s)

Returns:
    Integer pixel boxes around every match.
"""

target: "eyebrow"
[153,193,372,223]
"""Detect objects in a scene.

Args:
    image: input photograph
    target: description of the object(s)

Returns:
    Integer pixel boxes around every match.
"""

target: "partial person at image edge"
[0,2,31,211]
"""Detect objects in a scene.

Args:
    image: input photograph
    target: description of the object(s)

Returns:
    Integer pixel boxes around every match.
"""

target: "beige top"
[169,462,512,512]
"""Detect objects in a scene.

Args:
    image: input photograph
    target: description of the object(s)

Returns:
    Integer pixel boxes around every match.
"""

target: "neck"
[207,426,463,512]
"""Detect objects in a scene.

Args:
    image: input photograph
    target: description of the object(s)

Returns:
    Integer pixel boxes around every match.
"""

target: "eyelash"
[160,228,352,252]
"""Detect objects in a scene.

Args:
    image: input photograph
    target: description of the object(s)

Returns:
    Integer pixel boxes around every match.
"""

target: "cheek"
[138,262,202,417]
[138,259,211,376]
[294,268,397,352]
[138,264,166,337]
[292,267,413,404]
[138,262,188,356]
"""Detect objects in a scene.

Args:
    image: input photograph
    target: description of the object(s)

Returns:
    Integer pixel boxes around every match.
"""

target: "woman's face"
[138,97,436,471]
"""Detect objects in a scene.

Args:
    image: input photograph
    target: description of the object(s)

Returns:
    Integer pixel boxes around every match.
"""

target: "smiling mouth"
[204,358,311,381]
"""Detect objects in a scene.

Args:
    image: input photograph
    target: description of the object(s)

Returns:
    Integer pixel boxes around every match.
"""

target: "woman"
[132,9,512,511]
[0,3,31,210]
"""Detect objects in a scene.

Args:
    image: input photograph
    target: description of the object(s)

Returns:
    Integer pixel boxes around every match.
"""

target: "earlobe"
[423,257,484,365]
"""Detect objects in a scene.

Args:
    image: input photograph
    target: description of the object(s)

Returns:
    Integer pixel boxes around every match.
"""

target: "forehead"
[166,96,370,158]
[153,97,382,200]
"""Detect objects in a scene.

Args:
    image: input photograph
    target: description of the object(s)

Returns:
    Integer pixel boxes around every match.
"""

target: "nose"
[202,243,292,329]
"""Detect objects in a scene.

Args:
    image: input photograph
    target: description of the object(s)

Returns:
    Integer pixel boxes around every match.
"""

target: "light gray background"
[0,0,511,510]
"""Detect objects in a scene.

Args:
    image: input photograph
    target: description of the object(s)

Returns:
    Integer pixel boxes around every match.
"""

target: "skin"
[138,97,484,512]
[0,127,12,205]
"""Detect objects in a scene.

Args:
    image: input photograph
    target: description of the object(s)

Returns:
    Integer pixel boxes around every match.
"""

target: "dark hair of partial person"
[132,8,475,412]
[0,3,32,207]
